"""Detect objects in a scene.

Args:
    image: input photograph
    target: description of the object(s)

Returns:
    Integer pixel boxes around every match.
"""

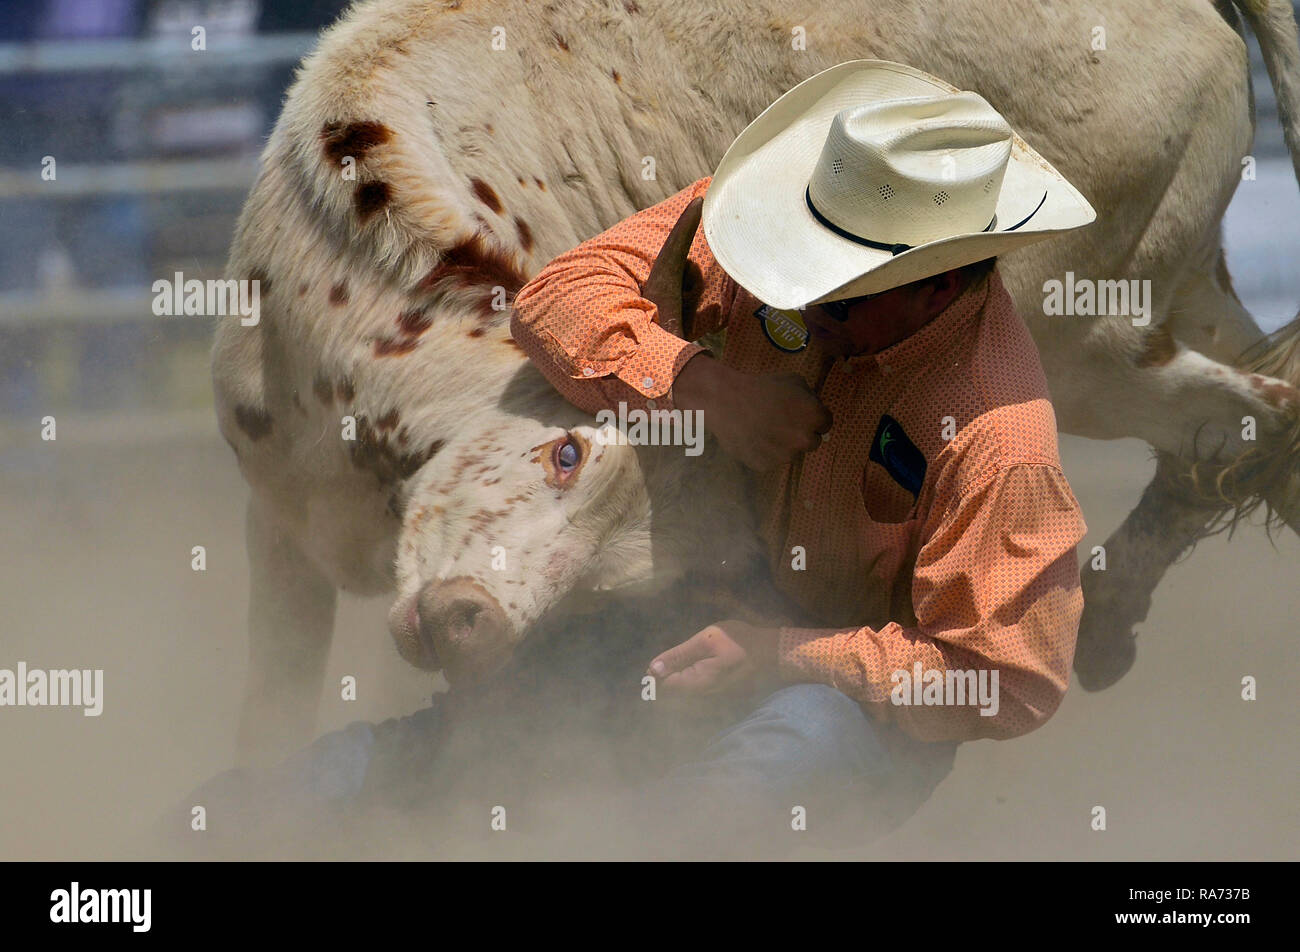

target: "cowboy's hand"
[641,196,704,338]
[647,619,780,696]
[674,357,832,471]
[647,196,832,470]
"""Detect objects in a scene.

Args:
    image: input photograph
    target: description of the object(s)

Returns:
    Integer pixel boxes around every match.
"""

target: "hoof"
[1073,625,1138,691]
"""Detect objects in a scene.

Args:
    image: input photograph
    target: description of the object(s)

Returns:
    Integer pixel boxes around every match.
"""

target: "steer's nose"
[413,577,512,683]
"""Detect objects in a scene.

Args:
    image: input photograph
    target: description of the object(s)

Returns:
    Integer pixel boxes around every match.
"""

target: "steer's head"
[388,372,671,685]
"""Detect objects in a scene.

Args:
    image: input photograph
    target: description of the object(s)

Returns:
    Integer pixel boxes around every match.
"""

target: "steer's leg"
[1072,254,1300,689]
[1163,248,1266,364]
[1074,453,1229,690]
[237,492,337,766]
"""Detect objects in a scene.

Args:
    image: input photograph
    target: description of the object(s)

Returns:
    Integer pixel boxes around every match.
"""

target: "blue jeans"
[621,684,956,857]
[179,684,955,858]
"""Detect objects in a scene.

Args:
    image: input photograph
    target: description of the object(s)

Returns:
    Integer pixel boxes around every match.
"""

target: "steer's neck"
[635,434,765,585]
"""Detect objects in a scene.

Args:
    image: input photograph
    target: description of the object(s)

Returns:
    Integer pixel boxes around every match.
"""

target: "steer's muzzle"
[387,577,513,683]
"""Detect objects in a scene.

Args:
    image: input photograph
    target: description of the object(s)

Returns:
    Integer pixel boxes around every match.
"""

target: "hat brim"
[702,60,1097,310]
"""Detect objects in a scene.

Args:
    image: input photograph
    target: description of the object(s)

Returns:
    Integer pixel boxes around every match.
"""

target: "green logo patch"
[869,415,927,499]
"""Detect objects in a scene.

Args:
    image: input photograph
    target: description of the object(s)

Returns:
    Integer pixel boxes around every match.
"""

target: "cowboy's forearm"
[775,618,1071,743]
[510,177,730,414]
[509,258,707,413]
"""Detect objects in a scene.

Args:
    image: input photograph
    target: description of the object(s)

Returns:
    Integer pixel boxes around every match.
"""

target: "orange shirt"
[511,177,1086,743]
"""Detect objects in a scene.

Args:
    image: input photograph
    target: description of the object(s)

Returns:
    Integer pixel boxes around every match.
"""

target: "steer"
[214,0,1300,762]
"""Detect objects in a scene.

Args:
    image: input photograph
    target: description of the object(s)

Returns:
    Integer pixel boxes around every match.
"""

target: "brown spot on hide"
[623,0,640,12]
[452,454,485,478]
[1249,374,1300,408]
[320,120,392,166]
[397,308,433,336]
[350,416,444,485]
[376,408,400,432]
[355,181,391,222]
[534,178,546,191]
[467,507,513,530]
[468,327,486,338]
[337,376,355,403]
[374,335,420,357]
[552,31,570,51]
[469,177,503,214]
[234,405,273,441]
[313,374,334,404]
[421,233,529,300]
[329,282,349,305]
[611,69,621,83]
[514,216,534,253]
[298,282,308,296]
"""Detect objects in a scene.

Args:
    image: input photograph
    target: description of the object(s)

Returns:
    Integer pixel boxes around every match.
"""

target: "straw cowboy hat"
[702,59,1096,311]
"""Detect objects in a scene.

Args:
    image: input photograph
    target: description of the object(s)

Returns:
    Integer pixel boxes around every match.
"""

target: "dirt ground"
[0,417,1296,860]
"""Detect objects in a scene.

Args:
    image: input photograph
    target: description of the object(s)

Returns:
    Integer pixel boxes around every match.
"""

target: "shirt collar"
[841,269,995,372]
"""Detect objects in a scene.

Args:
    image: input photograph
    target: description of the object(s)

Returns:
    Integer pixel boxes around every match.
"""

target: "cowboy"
[508,59,1095,846]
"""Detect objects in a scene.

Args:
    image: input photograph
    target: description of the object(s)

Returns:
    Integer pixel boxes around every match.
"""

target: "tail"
[1234,0,1300,185]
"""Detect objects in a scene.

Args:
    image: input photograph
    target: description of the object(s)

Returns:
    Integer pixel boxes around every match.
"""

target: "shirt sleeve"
[777,462,1087,743]
[509,177,736,415]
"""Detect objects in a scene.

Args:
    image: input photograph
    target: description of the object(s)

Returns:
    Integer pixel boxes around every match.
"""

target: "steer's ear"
[680,258,704,343]
[641,197,703,340]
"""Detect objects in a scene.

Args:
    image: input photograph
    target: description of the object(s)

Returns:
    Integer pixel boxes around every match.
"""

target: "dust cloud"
[0,422,1296,860]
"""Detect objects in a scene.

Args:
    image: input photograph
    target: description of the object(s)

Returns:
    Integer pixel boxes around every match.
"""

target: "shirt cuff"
[559,326,706,412]
[777,626,850,689]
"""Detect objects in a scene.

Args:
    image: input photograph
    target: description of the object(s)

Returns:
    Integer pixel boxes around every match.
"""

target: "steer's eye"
[556,439,581,471]
[534,431,590,489]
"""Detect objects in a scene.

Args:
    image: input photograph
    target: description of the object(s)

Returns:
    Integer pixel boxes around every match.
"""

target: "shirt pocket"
[852,510,923,629]
[861,458,921,525]
[850,471,924,626]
